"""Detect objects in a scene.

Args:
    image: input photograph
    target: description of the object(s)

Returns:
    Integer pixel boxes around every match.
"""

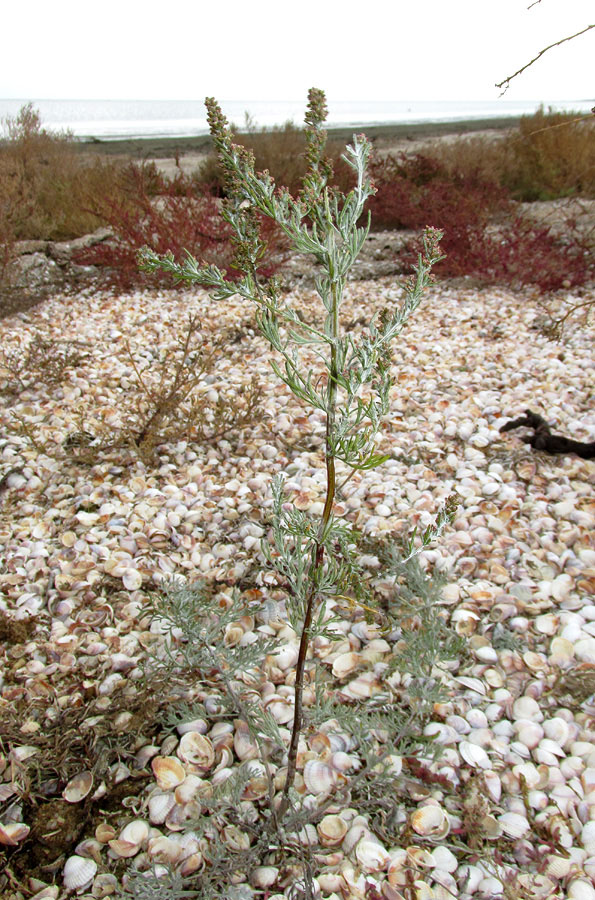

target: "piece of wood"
[500,409,595,459]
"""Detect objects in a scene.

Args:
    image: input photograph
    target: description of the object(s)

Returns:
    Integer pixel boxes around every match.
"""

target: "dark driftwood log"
[500,409,595,459]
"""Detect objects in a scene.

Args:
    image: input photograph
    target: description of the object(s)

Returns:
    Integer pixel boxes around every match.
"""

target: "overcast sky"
[3,0,593,101]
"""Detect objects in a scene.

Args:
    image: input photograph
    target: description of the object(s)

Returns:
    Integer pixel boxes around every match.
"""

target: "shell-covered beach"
[1,271,594,899]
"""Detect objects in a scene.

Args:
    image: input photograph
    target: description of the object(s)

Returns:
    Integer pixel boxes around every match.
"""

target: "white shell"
[459,741,491,769]
[250,867,279,888]
[498,812,530,839]
[63,771,93,803]
[272,643,299,670]
[147,835,183,864]
[234,722,259,761]
[355,838,390,872]
[63,855,97,891]
[91,873,119,897]
[430,845,458,872]
[568,881,595,900]
[317,814,348,847]
[0,822,30,845]
[151,755,186,789]
[410,805,449,838]
[303,759,337,795]
[148,791,176,824]
[122,568,142,591]
[108,819,149,858]
[332,651,362,679]
[177,732,214,771]
[483,770,502,802]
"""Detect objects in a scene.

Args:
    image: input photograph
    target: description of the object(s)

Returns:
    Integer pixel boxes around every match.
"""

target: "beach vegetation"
[197,117,355,197]
[0,102,127,242]
[75,162,290,289]
[3,314,265,465]
[427,106,595,201]
[133,87,460,899]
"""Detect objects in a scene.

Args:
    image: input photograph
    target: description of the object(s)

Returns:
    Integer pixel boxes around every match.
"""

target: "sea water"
[0,97,592,141]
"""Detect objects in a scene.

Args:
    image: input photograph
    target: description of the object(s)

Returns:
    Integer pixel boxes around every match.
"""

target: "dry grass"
[0,103,140,242]
[425,107,595,201]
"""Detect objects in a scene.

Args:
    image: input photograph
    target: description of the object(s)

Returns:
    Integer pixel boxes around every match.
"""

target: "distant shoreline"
[77,116,524,159]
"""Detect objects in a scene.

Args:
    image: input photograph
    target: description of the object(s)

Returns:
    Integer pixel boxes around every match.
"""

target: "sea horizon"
[1,97,593,142]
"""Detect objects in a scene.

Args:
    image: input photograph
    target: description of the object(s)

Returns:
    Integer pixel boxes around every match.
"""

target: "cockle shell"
[317,814,348,846]
[387,849,409,887]
[177,732,214,772]
[250,867,279,888]
[151,756,186,790]
[410,804,450,838]
[406,846,434,868]
[122,568,143,591]
[355,838,390,872]
[483,770,502,803]
[147,835,183,864]
[108,819,149,857]
[179,852,203,876]
[91,873,119,897]
[459,741,491,769]
[303,759,337,796]
[234,721,259,761]
[95,823,117,843]
[63,771,93,803]
[309,732,332,757]
[343,672,384,699]
[332,652,362,679]
[174,773,204,805]
[272,643,299,670]
[568,880,595,900]
[0,822,30,845]
[498,812,530,839]
[63,855,97,891]
[176,718,208,736]
[240,761,269,800]
[147,790,176,825]
[264,695,295,725]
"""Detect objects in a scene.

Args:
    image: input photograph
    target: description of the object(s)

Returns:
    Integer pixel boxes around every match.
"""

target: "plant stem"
[278,276,340,819]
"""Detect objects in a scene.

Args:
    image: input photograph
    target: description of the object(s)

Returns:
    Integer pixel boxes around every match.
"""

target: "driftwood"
[500,409,595,459]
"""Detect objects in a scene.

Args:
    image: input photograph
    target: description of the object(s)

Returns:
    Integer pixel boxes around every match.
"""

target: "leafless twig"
[496,23,595,94]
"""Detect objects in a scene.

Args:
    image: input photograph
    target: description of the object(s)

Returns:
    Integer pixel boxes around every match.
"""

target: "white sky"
[4,0,593,101]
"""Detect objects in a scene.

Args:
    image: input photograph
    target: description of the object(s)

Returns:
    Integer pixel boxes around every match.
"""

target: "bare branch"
[496,23,595,94]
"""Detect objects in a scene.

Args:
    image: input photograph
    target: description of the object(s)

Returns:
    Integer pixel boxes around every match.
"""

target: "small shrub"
[413,108,595,201]
[0,102,130,242]
[6,317,265,465]
[397,215,593,293]
[504,107,595,201]
[139,88,459,899]
[0,333,89,395]
[76,164,290,288]
[367,152,511,231]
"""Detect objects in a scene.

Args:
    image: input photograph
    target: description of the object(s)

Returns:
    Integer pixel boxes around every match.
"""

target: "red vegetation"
[75,163,289,289]
[368,152,593,293]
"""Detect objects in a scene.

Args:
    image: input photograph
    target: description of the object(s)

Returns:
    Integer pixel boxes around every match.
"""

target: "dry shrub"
[408,108,595,201]
[0,334,89,395]
[504,107,595,200]
[5,317,265,466]
[0,103,130,243]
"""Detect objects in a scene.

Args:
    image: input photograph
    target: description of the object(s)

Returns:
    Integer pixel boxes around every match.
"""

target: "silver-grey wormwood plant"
[137,89,460,899]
